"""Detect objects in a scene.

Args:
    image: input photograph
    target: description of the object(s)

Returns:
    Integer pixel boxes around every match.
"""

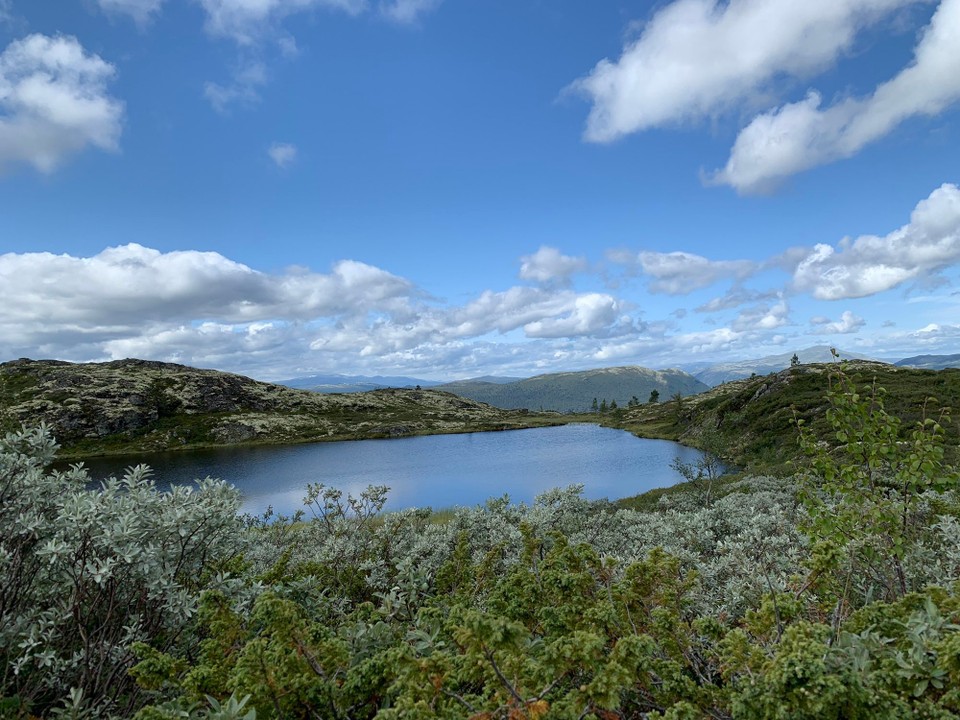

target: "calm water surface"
[76,424,705,516]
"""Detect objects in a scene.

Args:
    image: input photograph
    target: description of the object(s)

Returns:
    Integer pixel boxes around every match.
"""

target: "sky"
[1,0,959,381]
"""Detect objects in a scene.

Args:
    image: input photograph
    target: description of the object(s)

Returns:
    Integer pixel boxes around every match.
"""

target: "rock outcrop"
[0,358,559,457]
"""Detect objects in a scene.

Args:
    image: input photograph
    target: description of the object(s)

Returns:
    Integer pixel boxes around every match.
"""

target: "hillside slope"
[438,366,708,412]
[613,360,960,470]
[0,359,559,458]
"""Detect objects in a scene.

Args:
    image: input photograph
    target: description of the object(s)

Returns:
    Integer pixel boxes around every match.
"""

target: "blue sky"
[1,0,959,381]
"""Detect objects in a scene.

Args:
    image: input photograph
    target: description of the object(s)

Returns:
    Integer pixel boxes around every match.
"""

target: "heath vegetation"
[2,363,960,718]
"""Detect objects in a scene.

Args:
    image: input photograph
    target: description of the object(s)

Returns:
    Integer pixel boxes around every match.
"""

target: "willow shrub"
[132,370,960,719]
[9,364,960,718]
[0,425,248,719]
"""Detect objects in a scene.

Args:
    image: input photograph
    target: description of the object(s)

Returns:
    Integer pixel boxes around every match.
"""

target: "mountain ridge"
[437,365,708,412]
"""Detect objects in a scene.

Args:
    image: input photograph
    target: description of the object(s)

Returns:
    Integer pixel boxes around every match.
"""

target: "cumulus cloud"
[0,244,413,331]
[612,250,756,294]
[311,286,637,359]
[857,321,960,357]
[0,244,645,379]
[813,310,866,333]
[571,0,914,142]
[792,183,960,299]
[713,0,960,193]
[97,0,166,24]
[523,294,629,338]
[0,34,124,174]
[268,141,297,167]
[197,0,367,44]
[379,0,442,23]
[519,246,588,285]
[731,297,789,332]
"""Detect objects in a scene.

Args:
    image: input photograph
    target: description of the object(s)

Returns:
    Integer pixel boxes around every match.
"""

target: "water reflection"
[74,424,707,516]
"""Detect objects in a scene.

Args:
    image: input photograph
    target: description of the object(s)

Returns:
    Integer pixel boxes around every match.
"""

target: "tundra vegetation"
[0,359,561,459]
[2,364,960,719]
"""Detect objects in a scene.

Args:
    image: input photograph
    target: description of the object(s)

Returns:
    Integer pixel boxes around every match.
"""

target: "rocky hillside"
[611,360,960,470]
[438,366,708,412]
[0,359,561,458]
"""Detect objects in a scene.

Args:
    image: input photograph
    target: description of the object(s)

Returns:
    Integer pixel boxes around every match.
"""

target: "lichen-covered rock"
[0,358,559,457]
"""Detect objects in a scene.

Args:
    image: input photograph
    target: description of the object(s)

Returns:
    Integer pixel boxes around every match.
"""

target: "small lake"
[75,424,706,516]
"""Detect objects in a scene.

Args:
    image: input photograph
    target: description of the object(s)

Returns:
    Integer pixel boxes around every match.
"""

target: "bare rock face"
[0,358,556,457]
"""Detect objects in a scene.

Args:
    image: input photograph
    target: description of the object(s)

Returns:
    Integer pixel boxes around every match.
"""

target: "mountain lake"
[73,423,709,516]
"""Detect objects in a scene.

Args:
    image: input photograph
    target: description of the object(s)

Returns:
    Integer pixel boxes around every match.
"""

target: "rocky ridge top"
[0,358,558,457]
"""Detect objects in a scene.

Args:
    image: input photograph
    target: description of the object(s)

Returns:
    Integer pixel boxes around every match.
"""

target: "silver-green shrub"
[0,425,247,718]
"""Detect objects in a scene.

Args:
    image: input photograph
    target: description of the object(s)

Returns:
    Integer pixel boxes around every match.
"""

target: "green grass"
[609,363,960,472]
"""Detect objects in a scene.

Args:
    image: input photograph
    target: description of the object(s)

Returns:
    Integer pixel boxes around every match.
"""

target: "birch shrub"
[0,425,248,719]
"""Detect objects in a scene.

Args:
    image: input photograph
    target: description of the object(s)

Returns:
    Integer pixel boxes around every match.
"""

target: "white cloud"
[614,250,756,294]
[731,297,789,331]
[813,310,866,334]
[97,0,166,24]
[857,321,960,357]
[0,244,414,332]
[519,246,588,285]
[571,0,915,142]
[197,0,367,44]
[268,141,297,167]
[0,34,124,174]
[0,244,646,379]
[379,0,442,23]
[523,294,628,338]
[714,0,960,193]
[696,287,777,312]
[204,59,267,112]
[312,286,636,358]
[792,183,960,299]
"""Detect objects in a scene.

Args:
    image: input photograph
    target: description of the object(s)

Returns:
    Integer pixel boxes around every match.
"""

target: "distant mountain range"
[278,373,522,394]
[278,373,444,393]
[690,345,873,386]
[437,366,708,412]
[277,346,959,407]
[895,353,960,370]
